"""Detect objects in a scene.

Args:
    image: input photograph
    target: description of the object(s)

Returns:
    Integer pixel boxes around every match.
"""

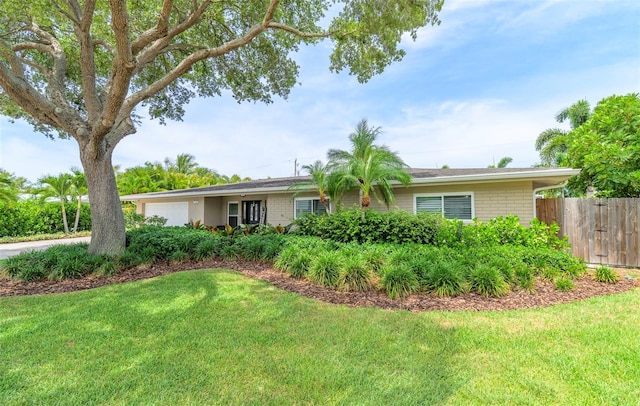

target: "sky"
[0,0,639,183]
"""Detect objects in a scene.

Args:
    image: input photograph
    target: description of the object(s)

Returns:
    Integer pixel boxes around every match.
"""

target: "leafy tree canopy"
[116,153,250,195]
[0,0,444,254]
[566,93,640,197]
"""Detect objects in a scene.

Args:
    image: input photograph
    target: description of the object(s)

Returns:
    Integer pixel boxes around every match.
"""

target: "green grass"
[1,270,639,405]
[0,231,91,244]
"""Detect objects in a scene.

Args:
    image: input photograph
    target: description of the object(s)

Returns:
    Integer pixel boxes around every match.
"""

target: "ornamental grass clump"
[308,250,342,287]
[337,255,376,292]
[554,276,575,291]
[470,264,510,297]
[594,265,619,284]
[380,263,420,299]
[424,261,468,297]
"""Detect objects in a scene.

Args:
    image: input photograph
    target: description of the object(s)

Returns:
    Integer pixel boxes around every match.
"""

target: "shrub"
[274,245,298,272]
[308,251,342,287]
[380,264,420,299]
[470,264,510,297]
[232,234,285,261]
[117,250,144,269]
[2,252,48,281]
[170,250,189,262]
[424,261,467,297]
[337,255,376,292]
[96,258,120,276]
[554,276,575,291]
[194,239,218,261]
[594,265,619,283]
[515,264,536,292]
[288,252,312,279]
[293,209,444,245]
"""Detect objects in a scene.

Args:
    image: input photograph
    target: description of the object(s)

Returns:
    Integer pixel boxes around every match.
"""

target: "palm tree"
[536,100,591,167]
[488,156,513,168]
[164,153,199,174]
[38,173,73,234]
[288,160,331,214]
[0,170,20,203]
[327,119,411,209]
[69,168,88,233]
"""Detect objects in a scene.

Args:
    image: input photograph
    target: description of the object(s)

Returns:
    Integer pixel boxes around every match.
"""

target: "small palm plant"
[37,173,73,234]
[288,160,331,214]
[327,119,411,210]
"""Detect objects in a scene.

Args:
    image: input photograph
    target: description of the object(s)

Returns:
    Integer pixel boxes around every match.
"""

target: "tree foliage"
[0,169,25,203]
[0,0,443,255]
[566,93,640,197]
[116,153,249,195]
[535,100,592,167]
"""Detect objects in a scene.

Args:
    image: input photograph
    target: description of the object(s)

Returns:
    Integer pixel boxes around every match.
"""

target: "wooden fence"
[536,198,640,268]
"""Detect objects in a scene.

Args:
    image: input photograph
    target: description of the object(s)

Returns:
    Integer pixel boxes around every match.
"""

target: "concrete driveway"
[0,236,92,260]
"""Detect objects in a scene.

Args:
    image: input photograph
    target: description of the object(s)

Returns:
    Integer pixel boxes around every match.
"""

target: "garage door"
[145,202,189,226]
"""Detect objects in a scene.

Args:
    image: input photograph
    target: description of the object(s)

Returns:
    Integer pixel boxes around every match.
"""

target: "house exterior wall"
[265,193,296,226]
[395,180,534,224]
[133,180,535,227]
[203,197,223,225]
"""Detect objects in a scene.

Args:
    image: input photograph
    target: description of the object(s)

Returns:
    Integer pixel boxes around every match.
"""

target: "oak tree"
[0,0,443,254]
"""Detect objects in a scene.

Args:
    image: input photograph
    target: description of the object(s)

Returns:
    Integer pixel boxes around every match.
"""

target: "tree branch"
[131,0,173,55]
[0,63,69,131]
[267,22,332,39]
[93,0,136,144]
[26,23,67,108]
[0,39,26,78]
[70,0,102,125]
[133,0,212,74]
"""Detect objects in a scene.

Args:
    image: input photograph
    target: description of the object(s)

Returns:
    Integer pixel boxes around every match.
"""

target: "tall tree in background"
[566,93,640,197]
[164,153,198,175]
[327,119,411,209]
[0,0,443,255]
[535,100,592,166]
[488,156,512,168]
[116,153,249,195]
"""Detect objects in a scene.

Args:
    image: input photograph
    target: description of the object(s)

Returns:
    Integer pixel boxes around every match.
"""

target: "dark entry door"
[242,200,261,224]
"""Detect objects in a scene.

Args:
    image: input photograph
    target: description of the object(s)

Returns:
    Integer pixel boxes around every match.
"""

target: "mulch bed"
[1,258,638,311]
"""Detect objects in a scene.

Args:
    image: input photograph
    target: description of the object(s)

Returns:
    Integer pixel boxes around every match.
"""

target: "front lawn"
[1,270,638,405]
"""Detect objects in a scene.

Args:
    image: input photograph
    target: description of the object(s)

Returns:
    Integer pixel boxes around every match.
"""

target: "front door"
[242,200,261,224]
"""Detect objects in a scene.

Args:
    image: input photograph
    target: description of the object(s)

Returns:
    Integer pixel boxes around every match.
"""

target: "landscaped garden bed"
[1,211,637,310]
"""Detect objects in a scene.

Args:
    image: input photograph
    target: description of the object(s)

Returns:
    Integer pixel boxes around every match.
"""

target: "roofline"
[409,168,581,186]
[120,168,581,201]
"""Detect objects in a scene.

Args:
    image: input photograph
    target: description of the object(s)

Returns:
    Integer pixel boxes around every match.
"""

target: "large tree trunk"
[80,146,126,256]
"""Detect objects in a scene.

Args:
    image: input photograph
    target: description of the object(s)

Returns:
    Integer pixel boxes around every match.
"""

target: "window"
[227,202,239,227]
[415,193,474,221]
[294,198,330,218]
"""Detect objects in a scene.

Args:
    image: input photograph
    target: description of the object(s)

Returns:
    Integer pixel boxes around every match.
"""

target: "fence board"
[536,198,640,268]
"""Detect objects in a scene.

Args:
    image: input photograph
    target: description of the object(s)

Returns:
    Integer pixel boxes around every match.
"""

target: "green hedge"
[294,209,568,250]
[293,209,444,245]
[0,201,91,237]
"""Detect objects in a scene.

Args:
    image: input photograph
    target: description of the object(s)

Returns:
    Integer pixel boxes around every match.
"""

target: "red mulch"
[1,258,638,311]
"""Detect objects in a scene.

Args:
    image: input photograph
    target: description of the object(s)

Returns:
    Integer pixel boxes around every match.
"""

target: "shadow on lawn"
[1,270,466,404]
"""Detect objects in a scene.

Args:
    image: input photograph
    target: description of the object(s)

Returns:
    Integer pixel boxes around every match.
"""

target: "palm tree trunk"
[73,198,81,233]
[60,202,69,234]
